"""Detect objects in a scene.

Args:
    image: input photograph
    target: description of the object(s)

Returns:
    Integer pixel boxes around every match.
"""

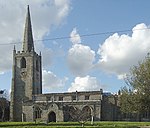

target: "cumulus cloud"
[0,0,71,73]
[0,45,12,74]
[97,23,150,78]
[67,44,95,76]
[70,28,81,44]
[68,28,96,76]
[68,75,101,92]
[42,70,68,92]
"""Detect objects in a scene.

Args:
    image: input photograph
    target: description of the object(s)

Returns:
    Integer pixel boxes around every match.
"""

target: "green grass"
[0,121,150,128]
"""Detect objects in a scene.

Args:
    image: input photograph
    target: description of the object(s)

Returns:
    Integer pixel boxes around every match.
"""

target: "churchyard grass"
[0,121,150,128]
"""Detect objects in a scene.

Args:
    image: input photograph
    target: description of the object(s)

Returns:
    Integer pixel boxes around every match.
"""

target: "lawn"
[0,121,150,128]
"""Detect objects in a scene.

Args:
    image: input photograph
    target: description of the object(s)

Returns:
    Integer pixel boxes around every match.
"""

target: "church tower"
[10,5,42,121]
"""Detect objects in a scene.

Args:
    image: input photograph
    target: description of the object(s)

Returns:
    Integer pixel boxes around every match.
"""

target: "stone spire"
[22,5,34,52]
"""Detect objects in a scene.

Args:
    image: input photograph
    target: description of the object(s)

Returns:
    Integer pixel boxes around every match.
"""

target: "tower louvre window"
[21,57,26,68]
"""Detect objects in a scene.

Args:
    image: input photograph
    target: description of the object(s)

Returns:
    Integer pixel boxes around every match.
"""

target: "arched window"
[36,60,39,71]
[21,57,26,68]
[35,107,42,119]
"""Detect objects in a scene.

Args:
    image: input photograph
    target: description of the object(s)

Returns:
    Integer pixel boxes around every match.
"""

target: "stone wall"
[21,91,120,122]
[23,104,34,122]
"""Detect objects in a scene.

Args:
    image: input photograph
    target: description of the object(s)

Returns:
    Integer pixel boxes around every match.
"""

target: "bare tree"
[64,105,92,127]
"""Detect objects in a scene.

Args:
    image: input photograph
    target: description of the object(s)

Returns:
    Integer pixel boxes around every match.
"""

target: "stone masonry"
[10,6,120,122]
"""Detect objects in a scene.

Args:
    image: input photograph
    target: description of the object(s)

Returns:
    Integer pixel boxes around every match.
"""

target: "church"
[10,6,120,122]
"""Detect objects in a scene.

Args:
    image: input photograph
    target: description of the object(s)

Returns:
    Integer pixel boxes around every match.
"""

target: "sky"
[0,0,150,94]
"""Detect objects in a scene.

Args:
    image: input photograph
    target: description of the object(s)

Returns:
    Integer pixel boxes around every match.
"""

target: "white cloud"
[36,43,53,68]
[97,23,150,78]
[0,0,71,73]
[0,45,12,74]
[68,75,101,92]
[70,28,81,44]
[42,70,68,92]
[67,44,95,76]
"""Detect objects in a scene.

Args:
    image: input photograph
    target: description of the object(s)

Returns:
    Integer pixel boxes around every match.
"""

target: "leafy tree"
[120,87,143,120]
[120,54,150,120]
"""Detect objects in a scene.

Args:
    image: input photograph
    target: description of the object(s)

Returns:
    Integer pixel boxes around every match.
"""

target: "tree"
[64,105,93,127]
[0,90,9,121]
[120,87,143,120]
[120,54,150,120]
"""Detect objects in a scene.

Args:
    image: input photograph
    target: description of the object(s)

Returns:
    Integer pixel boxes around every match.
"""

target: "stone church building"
[10,6,120,122]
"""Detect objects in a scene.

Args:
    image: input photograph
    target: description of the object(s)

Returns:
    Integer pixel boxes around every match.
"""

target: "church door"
[48,111,56,122]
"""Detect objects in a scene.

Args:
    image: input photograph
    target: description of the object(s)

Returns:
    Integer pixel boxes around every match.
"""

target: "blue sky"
[0,0,150,94]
